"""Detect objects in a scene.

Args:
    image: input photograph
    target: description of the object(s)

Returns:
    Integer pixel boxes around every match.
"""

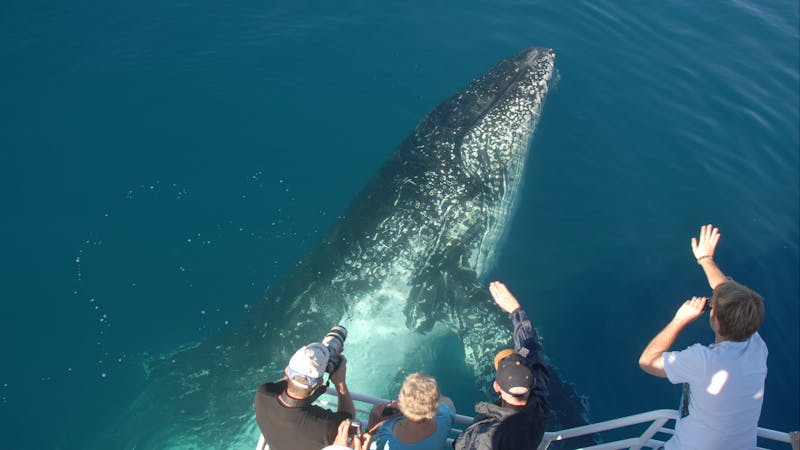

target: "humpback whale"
[90,47,589,449]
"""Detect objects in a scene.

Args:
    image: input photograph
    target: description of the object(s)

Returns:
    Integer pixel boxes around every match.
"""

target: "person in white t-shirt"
[639,224,768,450]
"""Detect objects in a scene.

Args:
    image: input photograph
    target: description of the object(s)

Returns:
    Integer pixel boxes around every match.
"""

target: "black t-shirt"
[254,381,350,450]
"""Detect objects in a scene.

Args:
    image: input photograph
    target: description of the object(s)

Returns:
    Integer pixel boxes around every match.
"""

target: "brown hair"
[397,372,440,422]
[711,280,765,341]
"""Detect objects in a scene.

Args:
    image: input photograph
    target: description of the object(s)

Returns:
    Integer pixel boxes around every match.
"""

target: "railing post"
[631,417,670,450]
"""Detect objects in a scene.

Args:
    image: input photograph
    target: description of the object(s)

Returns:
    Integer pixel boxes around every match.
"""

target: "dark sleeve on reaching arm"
[511,308,550,397]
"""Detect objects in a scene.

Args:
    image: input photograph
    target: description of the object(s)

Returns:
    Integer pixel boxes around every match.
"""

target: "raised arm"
[691,224,727,289]
[329,355,355,418]
[489,281,549,395]
[639,296,707,377]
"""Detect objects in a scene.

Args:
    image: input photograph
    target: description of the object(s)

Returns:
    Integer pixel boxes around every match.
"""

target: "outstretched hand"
[489,281,521,314]
[673,296,707,325]
[691,224,720,261]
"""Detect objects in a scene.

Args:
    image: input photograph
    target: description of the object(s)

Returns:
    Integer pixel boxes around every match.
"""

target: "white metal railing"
[256,387,794,450]
[538,409,680,450]
[538,409,794,450]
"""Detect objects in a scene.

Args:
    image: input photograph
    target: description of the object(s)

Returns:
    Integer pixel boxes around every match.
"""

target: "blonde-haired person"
[367,372,455,450]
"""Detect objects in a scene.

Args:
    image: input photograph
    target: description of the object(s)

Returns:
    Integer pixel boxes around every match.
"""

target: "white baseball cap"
[286,343,329,387]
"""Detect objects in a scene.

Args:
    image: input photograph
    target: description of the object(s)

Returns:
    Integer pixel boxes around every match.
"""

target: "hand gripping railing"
[256,387,794,450]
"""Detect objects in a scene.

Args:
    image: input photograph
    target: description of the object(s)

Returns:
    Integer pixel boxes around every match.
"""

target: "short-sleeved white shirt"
[662,332,768,450]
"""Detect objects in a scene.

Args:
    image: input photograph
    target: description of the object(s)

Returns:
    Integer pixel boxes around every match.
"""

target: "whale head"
[398,47,557,277]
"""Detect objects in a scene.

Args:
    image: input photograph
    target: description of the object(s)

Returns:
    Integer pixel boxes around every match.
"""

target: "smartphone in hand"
[348,420,361,436]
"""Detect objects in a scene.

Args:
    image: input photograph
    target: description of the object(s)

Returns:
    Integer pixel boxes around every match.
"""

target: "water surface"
[1,0,797,448]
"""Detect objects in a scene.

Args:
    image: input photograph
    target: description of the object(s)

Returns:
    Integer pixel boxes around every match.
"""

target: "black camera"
[322,325,347,373]
[348,420,361,437]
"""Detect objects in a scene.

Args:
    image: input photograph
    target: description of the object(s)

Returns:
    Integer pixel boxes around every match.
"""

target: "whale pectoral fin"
[404,266,512,396]
[449,287,516,396]
[404,253,484,333]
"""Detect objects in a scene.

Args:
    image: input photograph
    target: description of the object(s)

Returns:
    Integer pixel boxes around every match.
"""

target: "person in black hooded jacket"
[453,281,550,450]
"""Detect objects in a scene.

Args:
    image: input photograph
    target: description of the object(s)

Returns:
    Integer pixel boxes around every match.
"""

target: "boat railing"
[255,387,794,450]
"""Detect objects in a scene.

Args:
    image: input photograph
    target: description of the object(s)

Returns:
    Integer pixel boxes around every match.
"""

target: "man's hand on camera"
[673,297,707,325]
[330,355,348,387]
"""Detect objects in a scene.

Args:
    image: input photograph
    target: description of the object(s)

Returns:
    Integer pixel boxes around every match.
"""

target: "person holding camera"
[453,281,551,450]
[254,327,356,450]
[638,224,768,449]
[366,372,456,450]
[322,418,373,450]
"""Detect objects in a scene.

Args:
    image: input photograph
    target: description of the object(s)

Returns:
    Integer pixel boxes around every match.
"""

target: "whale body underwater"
[90,47,591,449]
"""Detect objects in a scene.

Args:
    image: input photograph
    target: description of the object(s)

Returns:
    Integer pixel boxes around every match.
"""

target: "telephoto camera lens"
[322,325,347,373]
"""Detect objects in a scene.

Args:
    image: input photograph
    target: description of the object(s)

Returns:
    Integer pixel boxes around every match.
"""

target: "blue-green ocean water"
[1,0,798,448]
